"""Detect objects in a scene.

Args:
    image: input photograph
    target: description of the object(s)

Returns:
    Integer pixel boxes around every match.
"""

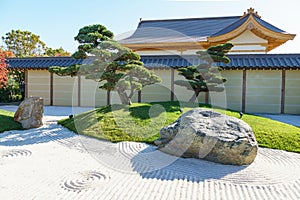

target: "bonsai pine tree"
[49,24,161,105]
[175,43,233,102]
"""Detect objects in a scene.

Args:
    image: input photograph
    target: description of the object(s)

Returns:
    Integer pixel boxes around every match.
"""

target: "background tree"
[44,47,70,57]
[0,51,8,88]
[1,30,46,101]
[2,30,46,57]
[0,48,15,58]
[49,24,161,105]
[0,49,21,102]
[175,43,233,102]
[1,30,69,102]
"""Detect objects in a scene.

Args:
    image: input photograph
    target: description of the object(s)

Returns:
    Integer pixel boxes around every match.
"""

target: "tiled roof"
[6,57,93,70]
[218,54,300,69]
[211,15,249,37]
[141,54,300,69]
[254,16,286,33]
[120,16,240,44]
[212,15,286,37]
[6,54,300,70]
[120,14,289,44]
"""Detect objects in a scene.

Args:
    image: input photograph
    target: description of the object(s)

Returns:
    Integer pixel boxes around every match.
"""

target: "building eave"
[122,41,210,51]
[207,14,296,52]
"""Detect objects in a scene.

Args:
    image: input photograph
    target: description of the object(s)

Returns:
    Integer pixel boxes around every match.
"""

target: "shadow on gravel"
[131,146,248,183]
[0,124,75,146]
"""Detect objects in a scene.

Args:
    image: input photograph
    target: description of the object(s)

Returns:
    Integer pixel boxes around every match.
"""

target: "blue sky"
[1,0,299,53]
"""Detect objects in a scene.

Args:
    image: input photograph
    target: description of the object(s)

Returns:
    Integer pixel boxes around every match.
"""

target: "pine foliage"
[175,43,233,102]
[49,24,161,104]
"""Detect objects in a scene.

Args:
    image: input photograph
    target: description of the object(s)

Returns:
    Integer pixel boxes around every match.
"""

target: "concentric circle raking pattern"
[1,149,32,158]
[61,171,110,192]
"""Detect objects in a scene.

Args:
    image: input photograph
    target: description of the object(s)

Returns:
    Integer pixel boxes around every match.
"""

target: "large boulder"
[154,108,258,165]
[14,97,44,129]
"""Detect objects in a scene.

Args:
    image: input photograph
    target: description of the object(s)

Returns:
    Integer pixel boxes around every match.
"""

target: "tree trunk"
[189,90,200,103]
[117,89,131,105]
[107,90,111,105]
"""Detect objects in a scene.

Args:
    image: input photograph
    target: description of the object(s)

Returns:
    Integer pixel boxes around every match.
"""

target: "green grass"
[0,110,23,133]
[58,101,300,153]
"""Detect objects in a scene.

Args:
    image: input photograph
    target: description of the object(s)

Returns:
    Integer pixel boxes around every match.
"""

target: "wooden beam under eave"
[122,42,209,51]
[171,68,175,101]
[251,29,295,52]
[50,72,53,106]
[208,15,295,52]
[24,70,28,99]
[281,70,286,114]
[78,76,81,107]
[242,70,247,113]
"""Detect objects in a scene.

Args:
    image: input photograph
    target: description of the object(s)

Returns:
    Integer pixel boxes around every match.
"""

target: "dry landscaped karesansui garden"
[0,6,300,200]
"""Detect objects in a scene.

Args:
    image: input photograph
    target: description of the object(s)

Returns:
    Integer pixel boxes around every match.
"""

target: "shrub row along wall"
[26,69,300,114]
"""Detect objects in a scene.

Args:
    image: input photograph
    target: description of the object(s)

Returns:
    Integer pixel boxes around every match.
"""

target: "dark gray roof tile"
[6,54,300,70]
[120,14,290,44]
[120,16,240,44]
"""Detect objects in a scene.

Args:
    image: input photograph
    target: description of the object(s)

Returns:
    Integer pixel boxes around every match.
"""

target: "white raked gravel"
[0,106,300,199]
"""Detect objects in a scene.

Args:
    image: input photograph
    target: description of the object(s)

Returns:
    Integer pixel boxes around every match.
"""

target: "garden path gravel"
[0,106,300,200]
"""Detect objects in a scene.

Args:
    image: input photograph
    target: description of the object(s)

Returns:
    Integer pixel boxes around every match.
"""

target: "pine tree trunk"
[189,90,200,103]
[117,89,131,105]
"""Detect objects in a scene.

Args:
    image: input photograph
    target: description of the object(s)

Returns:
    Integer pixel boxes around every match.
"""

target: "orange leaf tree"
[0,51,8,88]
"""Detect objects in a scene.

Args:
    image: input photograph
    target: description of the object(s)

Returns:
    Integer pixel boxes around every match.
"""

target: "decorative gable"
[120,8,295,55]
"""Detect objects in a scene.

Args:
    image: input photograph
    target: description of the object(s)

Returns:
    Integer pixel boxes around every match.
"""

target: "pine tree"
[175,43,233,102]
[49,24,161,105]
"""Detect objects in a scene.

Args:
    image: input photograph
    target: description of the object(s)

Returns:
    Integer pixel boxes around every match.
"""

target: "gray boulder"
[154,108,258,165]
[14,97,44,129]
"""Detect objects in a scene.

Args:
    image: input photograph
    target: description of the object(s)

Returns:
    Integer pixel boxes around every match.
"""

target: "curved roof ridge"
[211,13,289,38]
[139,16,241,23]
[253,15,286,33]
[211,15,250,37]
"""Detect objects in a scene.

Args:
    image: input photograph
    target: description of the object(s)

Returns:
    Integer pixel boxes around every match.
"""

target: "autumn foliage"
[0,52,8,88]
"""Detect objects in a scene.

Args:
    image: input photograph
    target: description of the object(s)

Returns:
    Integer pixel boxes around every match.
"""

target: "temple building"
[120,7,295,54]
[7,8,300,114]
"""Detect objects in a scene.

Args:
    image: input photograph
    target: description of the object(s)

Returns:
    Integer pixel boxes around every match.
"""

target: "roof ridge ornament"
[241,7,261,19]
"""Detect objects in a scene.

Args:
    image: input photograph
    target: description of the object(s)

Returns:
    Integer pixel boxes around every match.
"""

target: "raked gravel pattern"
[0,111,300,199]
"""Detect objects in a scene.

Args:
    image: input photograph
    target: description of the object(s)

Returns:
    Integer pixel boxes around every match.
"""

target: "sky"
[1,0,300,54]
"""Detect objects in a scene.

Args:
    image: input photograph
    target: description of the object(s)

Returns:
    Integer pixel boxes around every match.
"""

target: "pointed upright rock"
[14,97,44,129]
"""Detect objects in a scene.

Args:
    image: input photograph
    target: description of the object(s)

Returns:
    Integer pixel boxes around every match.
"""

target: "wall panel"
[28,70,51,105]
[246,70,281,113]
[285,70,300,114]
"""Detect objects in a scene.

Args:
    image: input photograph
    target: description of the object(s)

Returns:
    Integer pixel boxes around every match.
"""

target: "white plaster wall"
[229,30,268,53]
[246,70,281,113]
[285,70,300,114]
[230,30,267,44]
[27,70,51,105]
[53,74,77,106]
[220,70,243,111]
[141,69,172,102]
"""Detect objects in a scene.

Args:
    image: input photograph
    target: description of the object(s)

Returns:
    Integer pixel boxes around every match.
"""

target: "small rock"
[154,108,258,165]
[14,97,44,129]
